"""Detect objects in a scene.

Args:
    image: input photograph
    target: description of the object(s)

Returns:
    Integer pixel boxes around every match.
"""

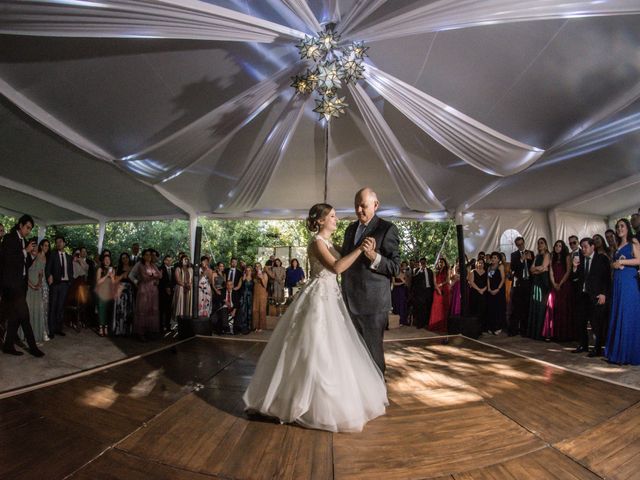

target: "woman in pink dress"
[134,249,162,340]
[542,240,573,341]
[429,257,450,333]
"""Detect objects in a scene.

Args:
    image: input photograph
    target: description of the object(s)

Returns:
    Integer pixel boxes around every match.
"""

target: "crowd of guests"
[3,211,639,366]
[392,212,640,365]
[0,215,307,357]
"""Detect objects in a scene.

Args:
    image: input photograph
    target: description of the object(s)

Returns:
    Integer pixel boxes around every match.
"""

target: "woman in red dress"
[543,240,573,341]
[429,257,450,333]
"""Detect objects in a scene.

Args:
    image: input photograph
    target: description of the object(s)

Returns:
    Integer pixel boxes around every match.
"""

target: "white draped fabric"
[0,0,305,42]
[365,65,544,177]
[119,66,299,183]
[353,0,640,42]
[463,209,551,256]
[221,93,308,212]
[349,83,443,212]
[281,0,321,33]
[340,0,387,36]
[548,210,607,246]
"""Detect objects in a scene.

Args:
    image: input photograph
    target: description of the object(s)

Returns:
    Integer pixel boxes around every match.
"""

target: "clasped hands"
[360,236,378,261]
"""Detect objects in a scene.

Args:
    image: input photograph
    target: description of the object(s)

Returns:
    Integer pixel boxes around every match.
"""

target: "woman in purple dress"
[606,219,640,365]
[134,249,162,340]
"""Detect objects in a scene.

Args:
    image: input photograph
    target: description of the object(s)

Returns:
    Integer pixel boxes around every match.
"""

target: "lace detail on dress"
[308,235,341,279]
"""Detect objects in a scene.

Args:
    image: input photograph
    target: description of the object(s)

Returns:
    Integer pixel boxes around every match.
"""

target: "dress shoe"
[572,346,586,353]
[3,348,24,356]
[55,331,66,336]
[29,348,45,358]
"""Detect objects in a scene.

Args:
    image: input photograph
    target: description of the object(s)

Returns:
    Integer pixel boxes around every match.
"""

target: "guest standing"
[46,235,73,338]
[543,240,573,341]
[509,237,533,336]
[211,261,226,308]
[134,249,162,339]
[158,255,174,332]
[237,265,254,334]
[391,261,410,325]
[605,229,617,259]
[285,258,305,297]
[95,252,116,337]
[449,262,462,317]
[113,252,134,336]
[468,259,488,331]
[25,238,48,343]
[0,215,43,356]
[198,256,213,317]
[268,258,286,305]
[527,238,551,340]
[486,252,506,334]
[172,254,193,323]
[428,257,450,333]
[412,257,435,329]
[593,234,610,260]
[253,263,268,331]
[605,219,640,364]
[571,238,611,356]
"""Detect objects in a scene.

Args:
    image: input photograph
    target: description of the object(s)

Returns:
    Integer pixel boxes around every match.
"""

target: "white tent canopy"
[1,0,639,254]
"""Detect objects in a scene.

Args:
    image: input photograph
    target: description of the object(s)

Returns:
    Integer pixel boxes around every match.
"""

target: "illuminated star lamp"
[291,23,367,121]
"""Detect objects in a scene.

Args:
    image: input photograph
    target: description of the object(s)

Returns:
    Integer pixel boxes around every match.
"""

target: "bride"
[243,203,388,432]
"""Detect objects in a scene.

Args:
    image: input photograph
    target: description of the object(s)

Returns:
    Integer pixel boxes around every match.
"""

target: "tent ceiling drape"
[0,0,639,225]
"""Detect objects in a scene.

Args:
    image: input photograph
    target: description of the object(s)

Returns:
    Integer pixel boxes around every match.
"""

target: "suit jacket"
[224,267,243,288]
[0,230,33,292]
[341,215,401,315]
[411,268,435,295]
[510,249,534,284]
[571,252,611,302]
[159,264,175,291]
[46,249,74,284]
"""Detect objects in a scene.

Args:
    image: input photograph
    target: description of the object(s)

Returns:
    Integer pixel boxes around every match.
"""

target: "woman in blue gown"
[605,218,640,365]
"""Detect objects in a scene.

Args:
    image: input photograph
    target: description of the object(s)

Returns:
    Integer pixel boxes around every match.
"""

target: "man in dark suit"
[158,255,174,332]
[342,188,401,374]
[571,237,611,357]
[0,215,44,356]
[509,236,534,336]
[411,257,435,329]
[213,280,240,335]
[631,213,640,242]
[46,235,73,338]
[225,257,242,290]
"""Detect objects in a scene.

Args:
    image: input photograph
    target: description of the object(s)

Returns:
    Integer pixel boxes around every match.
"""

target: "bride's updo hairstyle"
[306,203,333,232]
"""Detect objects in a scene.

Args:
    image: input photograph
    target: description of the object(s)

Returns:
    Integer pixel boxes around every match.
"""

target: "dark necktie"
[354,223,366,245]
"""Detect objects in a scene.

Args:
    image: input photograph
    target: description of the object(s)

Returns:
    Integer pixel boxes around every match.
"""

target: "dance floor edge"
[1,336,639,480]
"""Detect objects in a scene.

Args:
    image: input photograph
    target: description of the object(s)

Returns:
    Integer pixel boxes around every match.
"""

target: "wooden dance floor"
[2,336,640,480]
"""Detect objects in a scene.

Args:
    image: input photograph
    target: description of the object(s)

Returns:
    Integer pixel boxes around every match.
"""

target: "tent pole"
[455,211,468,317]
[97,220,106,253]
[323,120,329,203]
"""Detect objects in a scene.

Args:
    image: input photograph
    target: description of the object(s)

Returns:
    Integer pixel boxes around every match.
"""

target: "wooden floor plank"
[70,449,222,480]
[556,401,640,480]
[452,447,600,479]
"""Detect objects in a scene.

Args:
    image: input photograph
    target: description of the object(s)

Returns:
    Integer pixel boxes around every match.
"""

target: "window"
[499,229,522,255]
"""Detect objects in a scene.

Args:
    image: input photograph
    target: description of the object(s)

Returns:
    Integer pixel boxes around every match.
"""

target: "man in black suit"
[509,236,534,336]
[342,188,401,373]
[130,242,141,264]
[571,237,611,357]
[46,235,73,338]
[0,215,44,356]
[225,257,242,290]
[631,213,640,242]
[213,280,240,335]
[158,255,174,332]
[411,257,435,330]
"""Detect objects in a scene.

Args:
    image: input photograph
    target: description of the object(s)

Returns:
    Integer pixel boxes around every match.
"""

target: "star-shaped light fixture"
[291,23,367,121]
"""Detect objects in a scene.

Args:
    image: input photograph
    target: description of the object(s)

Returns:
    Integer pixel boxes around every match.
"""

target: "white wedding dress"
[243,235,388,432]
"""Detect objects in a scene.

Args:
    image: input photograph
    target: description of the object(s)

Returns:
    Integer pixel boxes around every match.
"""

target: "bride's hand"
[360,237,375,253]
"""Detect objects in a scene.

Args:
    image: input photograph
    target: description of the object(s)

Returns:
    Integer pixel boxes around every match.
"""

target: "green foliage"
[3,216,458,267]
